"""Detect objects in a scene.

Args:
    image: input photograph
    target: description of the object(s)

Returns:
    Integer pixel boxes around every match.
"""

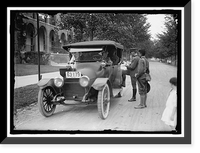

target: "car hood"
[76,62,101,79]
[59,62,103,80]
[78,67,97,80]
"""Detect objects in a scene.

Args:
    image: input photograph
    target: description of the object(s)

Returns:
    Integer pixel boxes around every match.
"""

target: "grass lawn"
[14,64,67,110]
[14,84,39,111]
[15,64,66,76]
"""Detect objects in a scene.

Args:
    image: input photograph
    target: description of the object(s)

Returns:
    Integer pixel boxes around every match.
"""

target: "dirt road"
[14,61,177,132]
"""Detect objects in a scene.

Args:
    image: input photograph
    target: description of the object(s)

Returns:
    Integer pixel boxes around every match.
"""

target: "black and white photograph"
[4,3,192,145]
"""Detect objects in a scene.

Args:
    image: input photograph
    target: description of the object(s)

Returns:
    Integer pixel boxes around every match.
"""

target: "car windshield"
[70,51,102,62]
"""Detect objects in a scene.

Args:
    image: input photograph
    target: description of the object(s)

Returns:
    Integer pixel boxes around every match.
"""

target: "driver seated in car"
[101,50,113,65]
[110,51,120,65]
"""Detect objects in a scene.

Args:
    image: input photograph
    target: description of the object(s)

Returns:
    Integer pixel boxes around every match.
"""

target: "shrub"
[23,51,50,65]
[14,51,22,64]
[49,53,70,64]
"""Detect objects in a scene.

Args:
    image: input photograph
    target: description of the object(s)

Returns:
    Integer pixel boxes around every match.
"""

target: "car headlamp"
[54,77,64,88]
[79,76,90,87]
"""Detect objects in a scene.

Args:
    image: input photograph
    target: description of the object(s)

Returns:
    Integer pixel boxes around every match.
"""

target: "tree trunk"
[89,29,93,41]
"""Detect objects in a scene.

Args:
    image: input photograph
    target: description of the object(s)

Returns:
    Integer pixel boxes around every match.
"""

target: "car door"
[110,65,122,88]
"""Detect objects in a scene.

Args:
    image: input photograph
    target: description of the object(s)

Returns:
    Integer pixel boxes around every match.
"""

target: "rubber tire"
[38,87,56,117]
[97,84,110,120]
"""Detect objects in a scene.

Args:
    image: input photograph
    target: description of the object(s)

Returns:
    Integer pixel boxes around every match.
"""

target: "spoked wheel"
[97,84,110,120]
[38,87,56,117]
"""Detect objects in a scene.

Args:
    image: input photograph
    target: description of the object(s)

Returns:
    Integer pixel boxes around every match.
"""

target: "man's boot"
[121,71,126,87]
[128,89,136,102]
[144,94,147,107]
[134,95,145,109]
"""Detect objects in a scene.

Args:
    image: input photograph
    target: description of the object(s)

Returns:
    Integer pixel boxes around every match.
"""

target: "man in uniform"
[134,49,150,109]
[121,50,140,102]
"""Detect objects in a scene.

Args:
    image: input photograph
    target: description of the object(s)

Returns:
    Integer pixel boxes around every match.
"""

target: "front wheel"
[38,87,56,117]
[97,84,110,120]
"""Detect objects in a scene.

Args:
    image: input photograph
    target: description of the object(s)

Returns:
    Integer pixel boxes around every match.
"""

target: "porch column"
[34,32,38,52]
[46,28,50,53]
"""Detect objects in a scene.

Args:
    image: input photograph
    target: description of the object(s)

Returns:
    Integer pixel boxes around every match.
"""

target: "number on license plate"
[66,71,81,78]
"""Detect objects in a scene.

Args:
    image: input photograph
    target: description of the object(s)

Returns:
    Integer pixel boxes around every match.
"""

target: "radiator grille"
[62,78,85,100]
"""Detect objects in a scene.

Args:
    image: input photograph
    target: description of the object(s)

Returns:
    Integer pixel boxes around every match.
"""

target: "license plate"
[66,71,81,78]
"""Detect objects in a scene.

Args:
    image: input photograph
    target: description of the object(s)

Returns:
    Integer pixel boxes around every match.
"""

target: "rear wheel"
[38,87,56,117]
[97,84,110,120]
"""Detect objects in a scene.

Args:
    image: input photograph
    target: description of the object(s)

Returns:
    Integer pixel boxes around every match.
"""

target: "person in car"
[110,51,120,65]
[101,50,113,65]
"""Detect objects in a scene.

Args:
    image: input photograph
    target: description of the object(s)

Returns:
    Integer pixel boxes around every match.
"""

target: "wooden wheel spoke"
[97,84,110,120]
[39,87,56,117]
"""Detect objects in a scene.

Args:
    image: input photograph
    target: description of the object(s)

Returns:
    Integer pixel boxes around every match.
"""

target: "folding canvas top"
[63,40,124,52]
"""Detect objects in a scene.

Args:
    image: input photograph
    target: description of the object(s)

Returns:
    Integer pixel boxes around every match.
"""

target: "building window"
[39,26,46,51]
[26,23,35,51]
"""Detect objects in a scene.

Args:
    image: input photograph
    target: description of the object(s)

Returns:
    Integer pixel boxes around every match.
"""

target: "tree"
[15,13,27,51]
[154,14,178,62]
[137,39,155,58]
[96,14,151,47]
[14,12,28,63]
[58,13,151,57]
[59,13,104,42]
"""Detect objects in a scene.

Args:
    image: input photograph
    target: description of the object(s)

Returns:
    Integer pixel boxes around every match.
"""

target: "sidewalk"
[14,62,68,89]
[14,71,62,89]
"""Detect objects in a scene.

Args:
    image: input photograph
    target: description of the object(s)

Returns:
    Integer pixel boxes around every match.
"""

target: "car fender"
[92,78,113,97]
[91,78,108,90]
[37,78,60,94]
[91,77,112,92]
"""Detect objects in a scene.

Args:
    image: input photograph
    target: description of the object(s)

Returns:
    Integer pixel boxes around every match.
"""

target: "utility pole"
[36,13,41,81]
[89,13,94,41]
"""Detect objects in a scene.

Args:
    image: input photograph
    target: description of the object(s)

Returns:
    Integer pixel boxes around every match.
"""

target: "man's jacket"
[137,56,150,79]
[126,56,140,77]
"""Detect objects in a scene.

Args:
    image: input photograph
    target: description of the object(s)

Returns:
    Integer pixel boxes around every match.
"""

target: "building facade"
[15,13,72,53]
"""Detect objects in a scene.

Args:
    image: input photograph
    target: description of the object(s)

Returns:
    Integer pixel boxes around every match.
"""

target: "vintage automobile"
[37,40,124,120]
